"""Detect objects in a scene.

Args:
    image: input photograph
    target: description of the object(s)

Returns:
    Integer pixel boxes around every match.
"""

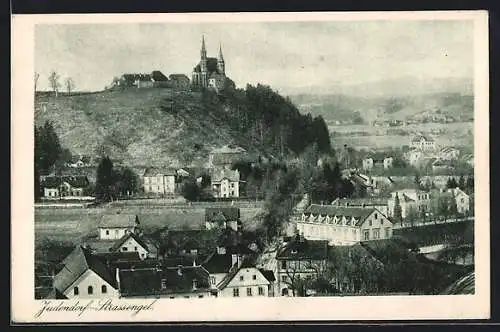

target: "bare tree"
[48,71,60,97]
[65,77,75,95]
[34,72,40,92]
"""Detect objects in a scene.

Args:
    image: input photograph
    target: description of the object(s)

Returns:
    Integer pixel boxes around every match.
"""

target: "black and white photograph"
[11,11,490,322]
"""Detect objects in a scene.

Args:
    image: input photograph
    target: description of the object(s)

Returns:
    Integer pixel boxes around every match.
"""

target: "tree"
[39,121,62,172]
[458,175,466,191]
[95,157,115,202]
[65,77,75,95]
[48,71,61,97]
[466,176,474,194]
[180,179,201,202]
[446,177,458,189]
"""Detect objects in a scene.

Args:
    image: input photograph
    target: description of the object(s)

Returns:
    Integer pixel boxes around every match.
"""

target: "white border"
[11,11,490,323]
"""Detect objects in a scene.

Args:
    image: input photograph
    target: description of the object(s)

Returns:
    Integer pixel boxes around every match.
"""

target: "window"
[252,275,257,280]
[101,285,107,294]
[363,230,370,241]
[233,288,240,297]
[198,295,204,298]
[385,227,391,238]
[281,275,287,282]
[281,261,287,269]
[373,228,380,239]
[247,288,252,296]
[122,247,128,252]
[210,276,216,285]
[380,219,384,225]
[239,275,244,281]
[169,296,175,299]
[115,230,119,236]
[74,287,79,295]
[134,246,138,251]
[161,279,167,289]
[105,230,109,235]
[87,286,93,295]
[369,220,372,226]
[258,287,264,295]
[374,213,378,219]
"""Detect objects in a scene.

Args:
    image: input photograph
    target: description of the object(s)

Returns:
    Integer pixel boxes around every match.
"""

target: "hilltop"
[34,85,331,167]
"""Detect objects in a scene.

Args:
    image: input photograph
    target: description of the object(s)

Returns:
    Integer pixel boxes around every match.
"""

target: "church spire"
[201,35,207,59]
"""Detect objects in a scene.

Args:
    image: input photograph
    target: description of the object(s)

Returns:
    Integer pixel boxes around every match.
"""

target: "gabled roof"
[277,237,329,261]
[151,70,169,82]
[169,74,190,80]
[54,246,117,293]
[259,269,276,282]
[41,176,89,189]
[411,134,434,143]
[304,204,376,226]
[211,169,240,182]
[205,207,240,222]
[143,167,177,177]
[99,214,139,229]
[202,252,235,274]
[110,233,150,252]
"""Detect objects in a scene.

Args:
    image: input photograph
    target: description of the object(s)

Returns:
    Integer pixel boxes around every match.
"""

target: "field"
[35,204,264,245]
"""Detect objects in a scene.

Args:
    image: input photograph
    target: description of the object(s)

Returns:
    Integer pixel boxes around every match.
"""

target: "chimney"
[231,254,238,267]
[115,267,121,292]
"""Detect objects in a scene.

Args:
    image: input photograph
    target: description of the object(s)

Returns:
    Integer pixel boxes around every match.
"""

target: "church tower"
[217,44,225,75]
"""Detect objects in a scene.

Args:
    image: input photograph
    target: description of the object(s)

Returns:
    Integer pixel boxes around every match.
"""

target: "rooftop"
[143,167,177,177]
[276,236,329,261]
[99,214,139,229]
[304,204,376,226]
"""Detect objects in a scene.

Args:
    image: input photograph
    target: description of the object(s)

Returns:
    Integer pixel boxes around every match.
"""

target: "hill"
[34,85,331,167]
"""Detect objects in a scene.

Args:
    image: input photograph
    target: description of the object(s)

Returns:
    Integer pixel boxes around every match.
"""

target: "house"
[67,154,92,168]
[135,74,154,88]
[275,235,328,297]
[448,187,470,214]
[205,207,241,231]
[410,134,436,151]
[404,149,424,167]
[143,167,176,196]
[331,197,389,217]
[216,258,276,298]
[110,232,152,260]
[168,74,190,89]
[362,153,393,172]
[432,159,454,172]
[52,245,119,299]
[211,168,240,198]
[297,204,393,245]
[202,249,243,297]
[387,189,431,219]
[98,214,140,240]
[439,147,461,160]
[41,175,89,199]
[208,145,247,169]
[117,265,211,299]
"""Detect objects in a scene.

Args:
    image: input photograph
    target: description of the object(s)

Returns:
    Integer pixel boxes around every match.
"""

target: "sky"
[35,20,474,94]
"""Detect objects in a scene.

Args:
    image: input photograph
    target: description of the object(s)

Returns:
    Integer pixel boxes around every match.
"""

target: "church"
[191,36,228,92]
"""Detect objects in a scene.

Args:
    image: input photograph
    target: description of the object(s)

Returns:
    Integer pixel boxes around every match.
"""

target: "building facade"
[143,167,176,196]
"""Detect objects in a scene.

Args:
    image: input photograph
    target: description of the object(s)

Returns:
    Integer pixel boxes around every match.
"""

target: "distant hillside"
[290,92,473,124]
[35,85,330,167]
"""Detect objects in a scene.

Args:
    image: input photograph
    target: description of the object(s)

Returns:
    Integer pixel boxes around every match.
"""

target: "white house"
[98,214,140,240]
[143,167,176,196]
[41,176,89,199]
[211,169,240,198]
[448,187,470,214]
[202,248,243,297]
[387,189,431,219]
[110,232,150,260]
[296,204,393,245]
[217,264,275,298]
[53,246,120,299]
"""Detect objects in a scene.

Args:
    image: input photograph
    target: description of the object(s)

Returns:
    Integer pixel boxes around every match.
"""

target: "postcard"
[11,10,489,323]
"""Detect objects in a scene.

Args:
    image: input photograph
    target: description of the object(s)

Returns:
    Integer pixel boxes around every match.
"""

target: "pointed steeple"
[200,35,207,59]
